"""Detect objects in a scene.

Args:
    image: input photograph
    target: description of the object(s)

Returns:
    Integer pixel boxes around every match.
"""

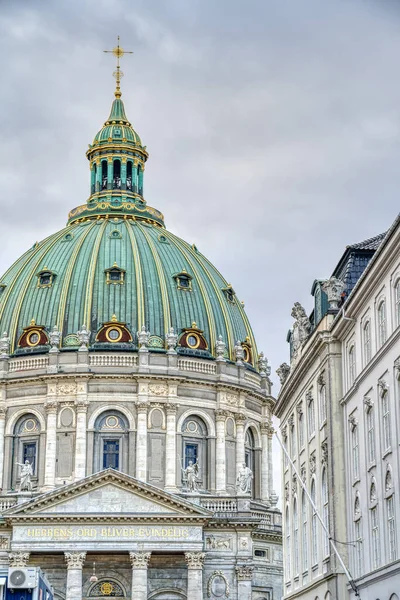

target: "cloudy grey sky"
[1,0,400,490]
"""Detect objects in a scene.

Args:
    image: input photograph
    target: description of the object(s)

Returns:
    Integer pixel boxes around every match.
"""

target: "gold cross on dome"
[104,36,133,98]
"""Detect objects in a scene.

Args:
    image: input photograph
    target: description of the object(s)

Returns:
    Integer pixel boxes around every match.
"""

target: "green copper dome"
[0,218,257,362]
[0,87,258,366]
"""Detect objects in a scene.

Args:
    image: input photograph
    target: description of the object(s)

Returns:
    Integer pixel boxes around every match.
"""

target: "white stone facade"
[331,217,400,600]
[0,349,283,599]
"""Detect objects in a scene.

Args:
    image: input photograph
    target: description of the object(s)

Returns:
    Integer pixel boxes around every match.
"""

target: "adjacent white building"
[275,214,400,600]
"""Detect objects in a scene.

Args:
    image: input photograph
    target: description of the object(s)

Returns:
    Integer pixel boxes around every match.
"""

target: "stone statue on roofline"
[0,332,10,358]
[234,340,244,365]
[291,302,311,356]
[258,352,271,377]
[165,327,178,354]
[215,335,226,362]
[77,324,91,351]
[137,325,150,352]
[49,325,61,353]
[277,362,290,385]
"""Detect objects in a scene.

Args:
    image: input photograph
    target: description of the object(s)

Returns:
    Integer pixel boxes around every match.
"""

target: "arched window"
[366,404,375,465]
[94,411,129,473]
[353,496,363,577]
[302,490,308,571]
[285,506,291,580]
[322,468,329,557]
[387,495,396,562]
[101,160,108,189]
[382,389,391,452]
[319,384,327,425]
[137,164,143,195]
[113,159,121,189]
[92,163,97,194]
[293,498,299,575]
[88,578,126,597]
[348,345,356,386]
[126,161,133,191]
[245,428,257,498]
[370,502,380,569]
[363,321,371,365]
[377,301,386,347]
[12,414,41,490]
[311,479,318,565]
[181,416,208,490]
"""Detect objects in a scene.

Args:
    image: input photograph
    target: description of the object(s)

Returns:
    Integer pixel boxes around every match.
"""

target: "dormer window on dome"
[18,320,49,349]
[222,285,235,303]
[105,263,126,285]
[95,315,133,344]
[37,268,56,288]
[179,322,208,350]
[174,270,192,292]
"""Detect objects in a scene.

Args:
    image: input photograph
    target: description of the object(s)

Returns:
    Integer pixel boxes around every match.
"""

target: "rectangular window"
[367,409,375,464]
[349,347,356,386]
[319,385,327,425]
[184,443,198,468]
[308,399,315,438]
[23,443,37,473]
[302,495,308,571]
[352,426,359,481]
[387,496,396,562]
[103,439,119,469]
[378,302,387,347]
[371,507,380,569]
[382,393,391,451]
[290,426,296,458]
[364,322,371,364]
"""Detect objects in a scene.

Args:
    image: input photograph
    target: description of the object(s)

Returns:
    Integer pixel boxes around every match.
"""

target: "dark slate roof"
[332,232,387,297]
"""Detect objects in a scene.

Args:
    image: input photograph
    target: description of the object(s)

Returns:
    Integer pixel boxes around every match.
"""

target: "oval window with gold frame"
[106,327,123,343]
[187,333,200,349]
[27,331,41,347]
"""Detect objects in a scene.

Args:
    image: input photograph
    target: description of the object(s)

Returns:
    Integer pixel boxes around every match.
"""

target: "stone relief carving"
[185,552,205,569]
[9,551,30,567]
[305,389,313,405]
[321,440,328,465]
[206,535,231,550]
[65,551,86,569]
[284,482,289,501]
[149,384,167,396]
[226,393,238,406]
[276,362,290,385]
[363,396,373,412]
[57,382,77,396]
[309,452,316,475]
[378,379,389,396]
[0,537,9,550]
[239,537,249,550]
[317,372,325,387]
[207,570,230,598]
[296,402,303,416]
[321,277,345,311]
[291,474,297,495]
[394,357,400,380]
[288,414,294,428]
[300,465,306,483]
[385,468,393,492]
[348,413,358,431]
[235,564,254,581]
[129,551,151,569]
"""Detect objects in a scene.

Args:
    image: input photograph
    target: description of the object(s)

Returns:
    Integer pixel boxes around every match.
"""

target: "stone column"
[267,421,274,498]
[165,403,178,492]
[235,413,246,476]
[215,410,227,494]
[260,422,270,504]
[43,399,58,490]
[136,403,148,481]
[9,552,30,567]
[185,552,205,600]
[129,551,151,600]
[236,565,254,600]
[65,552,86,600]
[0,404,7,490]
[74,399,88,481]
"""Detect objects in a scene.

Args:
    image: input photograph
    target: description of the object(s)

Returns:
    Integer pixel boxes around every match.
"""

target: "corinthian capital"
[65,551,86,569]
[185,551,205,569]
[235,564,254,580]
[9,552,30,567]
[129,551,151,569]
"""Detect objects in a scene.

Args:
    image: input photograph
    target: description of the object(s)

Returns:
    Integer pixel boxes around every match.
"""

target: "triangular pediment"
[4,469,211,518]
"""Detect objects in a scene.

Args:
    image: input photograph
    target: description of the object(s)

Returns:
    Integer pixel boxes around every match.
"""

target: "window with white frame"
[382,389,391,452]
[290,421,296,458]
[363,321,371,365]
[387,495,396,562]
[293,498,299,575]
[302,490,308,571]
[311,479,318,565]
[285,506,291,580]
[351,423,360,481]
[348,345,356,386]
[371,505,380,570]
[322,468,329,557]
[377,300,387,347]
[354,496,363,578]
[395,279,400,327]
[307,395,315,438]
[319,384,327,425]
[366,404,375,464]
[283,432,289,469]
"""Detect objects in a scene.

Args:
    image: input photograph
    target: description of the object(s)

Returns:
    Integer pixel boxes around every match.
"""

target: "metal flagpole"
[274,429,361,598]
